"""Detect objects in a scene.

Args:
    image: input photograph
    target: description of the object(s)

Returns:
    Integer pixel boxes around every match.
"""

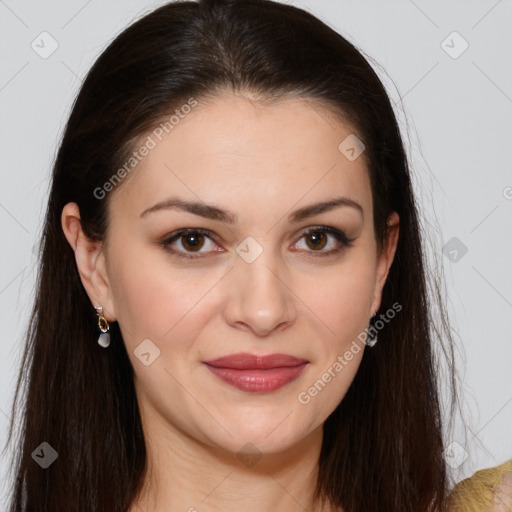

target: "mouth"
[202,353,309,393]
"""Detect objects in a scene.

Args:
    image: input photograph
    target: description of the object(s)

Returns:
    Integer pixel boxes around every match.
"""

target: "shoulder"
[448,459,512,512]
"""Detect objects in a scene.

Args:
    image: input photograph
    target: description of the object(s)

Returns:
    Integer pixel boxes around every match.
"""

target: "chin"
[207,417,313,456]
[216,432,303,460]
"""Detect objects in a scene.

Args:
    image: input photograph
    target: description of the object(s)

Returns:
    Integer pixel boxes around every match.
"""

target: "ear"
[61,202,117,322]
[370,211,400,315]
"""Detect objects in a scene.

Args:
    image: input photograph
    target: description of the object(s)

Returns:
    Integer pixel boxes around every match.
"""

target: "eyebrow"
[139,196,364,223]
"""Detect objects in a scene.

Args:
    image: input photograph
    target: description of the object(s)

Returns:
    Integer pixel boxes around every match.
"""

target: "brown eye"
[180,232,205,252]
[293,226,356,257]
[162,226,355,261]
[304,231,328,251]
[162,228,220,259]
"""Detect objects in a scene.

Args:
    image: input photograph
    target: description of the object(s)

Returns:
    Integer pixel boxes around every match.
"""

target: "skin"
[491,470,512,511]
[62,91,399,512]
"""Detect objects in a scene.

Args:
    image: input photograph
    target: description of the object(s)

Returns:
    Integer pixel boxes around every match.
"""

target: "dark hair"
[4,0,461,510]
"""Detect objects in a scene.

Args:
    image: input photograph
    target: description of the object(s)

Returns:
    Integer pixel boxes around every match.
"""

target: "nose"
[223,245,296,337]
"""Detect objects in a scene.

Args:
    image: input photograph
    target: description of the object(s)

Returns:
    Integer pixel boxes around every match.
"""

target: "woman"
[4,0,509,510]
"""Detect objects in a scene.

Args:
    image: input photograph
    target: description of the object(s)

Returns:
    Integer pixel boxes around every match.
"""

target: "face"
[69,91,398,457]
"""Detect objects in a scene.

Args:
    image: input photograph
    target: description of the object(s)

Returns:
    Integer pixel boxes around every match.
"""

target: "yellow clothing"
[449,459,512,511]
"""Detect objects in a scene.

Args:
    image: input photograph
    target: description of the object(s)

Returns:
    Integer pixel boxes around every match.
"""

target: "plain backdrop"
[1,0,511,505]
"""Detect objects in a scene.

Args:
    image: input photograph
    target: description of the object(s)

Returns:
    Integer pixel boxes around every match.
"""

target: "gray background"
[1,0,511,504]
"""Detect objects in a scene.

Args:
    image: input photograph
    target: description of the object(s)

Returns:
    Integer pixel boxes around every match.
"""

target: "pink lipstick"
[203,353,309,392]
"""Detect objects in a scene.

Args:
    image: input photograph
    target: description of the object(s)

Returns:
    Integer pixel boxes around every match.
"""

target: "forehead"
[109,92,372,224]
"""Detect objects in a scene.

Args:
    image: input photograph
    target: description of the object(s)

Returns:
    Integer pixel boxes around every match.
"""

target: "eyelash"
[160,226,356,260]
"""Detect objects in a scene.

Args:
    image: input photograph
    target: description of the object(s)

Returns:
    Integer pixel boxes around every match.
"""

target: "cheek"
[108,244,204,345]
[108,246,232,363]
[300,254,376,337]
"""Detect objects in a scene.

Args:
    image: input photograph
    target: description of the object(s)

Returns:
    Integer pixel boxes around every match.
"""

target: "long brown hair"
[4,0,461,510]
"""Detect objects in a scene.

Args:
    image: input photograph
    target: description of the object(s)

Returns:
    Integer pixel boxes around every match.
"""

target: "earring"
[95,306,111,348]
[365,311,378,347]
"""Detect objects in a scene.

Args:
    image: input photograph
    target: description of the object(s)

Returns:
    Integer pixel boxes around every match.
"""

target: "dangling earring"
[95,306,111,348]
[365,311,378,347]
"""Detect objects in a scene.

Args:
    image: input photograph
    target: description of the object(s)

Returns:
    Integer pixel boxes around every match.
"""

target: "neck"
[129,403,339,512]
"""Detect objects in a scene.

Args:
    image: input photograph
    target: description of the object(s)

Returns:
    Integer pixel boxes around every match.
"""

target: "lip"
[203,353,309,392]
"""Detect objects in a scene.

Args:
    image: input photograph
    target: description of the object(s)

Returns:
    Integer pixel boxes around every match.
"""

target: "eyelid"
[161,226,356,259]
[161,228,220,259]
